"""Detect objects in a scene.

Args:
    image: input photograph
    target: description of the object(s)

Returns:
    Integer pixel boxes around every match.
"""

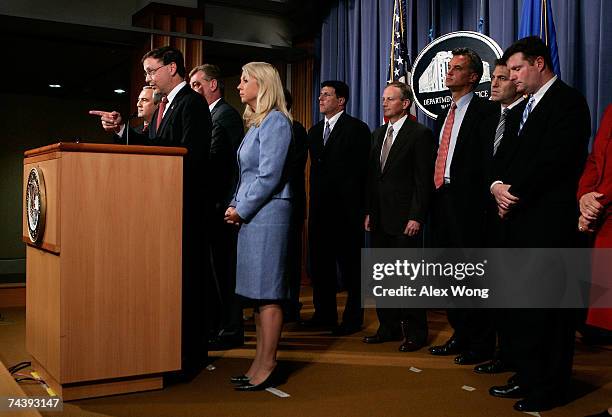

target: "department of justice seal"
[410,31,503,119]
[26,167,46,244]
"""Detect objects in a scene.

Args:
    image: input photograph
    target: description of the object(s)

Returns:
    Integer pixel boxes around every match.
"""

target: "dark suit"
[367,117,435,343]
[122,83,213,372]
[207,98,245,341]
[431,93,497,356]
[287,120,309,320]
[113,122,149,143]
[308,112,371,326]
[491,79,590,403]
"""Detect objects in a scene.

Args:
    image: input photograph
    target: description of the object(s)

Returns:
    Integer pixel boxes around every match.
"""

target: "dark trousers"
[208,212,242,335]
[431,185,494,354]
[503,309,577,402]
[182,218,209,370]
[286,216,305,319]
[370,229,428,345]
[309,219,363,327]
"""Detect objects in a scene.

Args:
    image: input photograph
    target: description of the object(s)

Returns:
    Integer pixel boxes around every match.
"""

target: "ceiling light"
[114,89,126,94]
[49,84,61,88]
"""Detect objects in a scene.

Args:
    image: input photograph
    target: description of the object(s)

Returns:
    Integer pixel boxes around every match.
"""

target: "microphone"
[125,112,139,146]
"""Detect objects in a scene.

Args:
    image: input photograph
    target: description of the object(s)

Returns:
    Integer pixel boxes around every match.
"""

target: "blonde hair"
[241,62,292,127]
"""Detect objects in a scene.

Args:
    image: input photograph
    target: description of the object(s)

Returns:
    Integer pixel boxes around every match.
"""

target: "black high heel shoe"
[234,368,280,391]
[230,374,250,384]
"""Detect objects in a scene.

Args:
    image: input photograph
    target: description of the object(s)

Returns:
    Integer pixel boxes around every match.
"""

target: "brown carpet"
[1,290,611,417]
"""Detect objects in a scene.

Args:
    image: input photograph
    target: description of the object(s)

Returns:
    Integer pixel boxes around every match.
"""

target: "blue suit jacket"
[232,110,293,221]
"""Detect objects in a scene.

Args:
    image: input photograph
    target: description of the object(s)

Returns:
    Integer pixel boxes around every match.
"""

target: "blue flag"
[518,0,561,77]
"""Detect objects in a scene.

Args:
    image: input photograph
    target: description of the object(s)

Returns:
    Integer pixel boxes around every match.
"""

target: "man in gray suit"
[190,64,245,350]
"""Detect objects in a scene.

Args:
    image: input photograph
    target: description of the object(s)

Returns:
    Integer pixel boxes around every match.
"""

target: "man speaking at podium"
[90,45,213,382]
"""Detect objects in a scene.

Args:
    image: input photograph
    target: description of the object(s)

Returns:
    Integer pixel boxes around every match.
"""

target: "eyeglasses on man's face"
[144,63,170,78]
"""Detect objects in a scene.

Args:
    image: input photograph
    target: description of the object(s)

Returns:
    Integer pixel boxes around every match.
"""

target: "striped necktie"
[323,121,331,145]
[493,108,508,155]
[519,95,535,133]
[380,125,394,171]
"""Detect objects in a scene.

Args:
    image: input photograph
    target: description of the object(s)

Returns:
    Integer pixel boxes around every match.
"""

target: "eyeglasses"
[144,63,169,78]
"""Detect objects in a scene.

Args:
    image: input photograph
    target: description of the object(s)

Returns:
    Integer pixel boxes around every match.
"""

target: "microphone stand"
[124,113,139,145]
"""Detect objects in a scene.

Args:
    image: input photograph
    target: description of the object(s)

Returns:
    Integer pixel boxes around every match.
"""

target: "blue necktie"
[519,95,535,133]
[323,121,331,146]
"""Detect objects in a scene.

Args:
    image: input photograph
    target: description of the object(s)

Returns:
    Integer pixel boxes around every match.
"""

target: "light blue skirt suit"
[231,110,293,300]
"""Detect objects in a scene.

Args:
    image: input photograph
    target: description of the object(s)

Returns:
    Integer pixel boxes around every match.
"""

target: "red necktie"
[434,102,457,189]
[156,96,168,131]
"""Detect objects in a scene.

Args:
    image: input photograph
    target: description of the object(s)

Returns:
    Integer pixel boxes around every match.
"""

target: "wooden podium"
[22,143,186,400]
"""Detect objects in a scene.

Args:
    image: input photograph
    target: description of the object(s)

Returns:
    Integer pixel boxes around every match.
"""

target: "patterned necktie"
[493,108,508,155]
[156,96,169,131]
[323,121,331,146]
[380,125,394,171]
[433,102,457,188]
[519,95,535,133]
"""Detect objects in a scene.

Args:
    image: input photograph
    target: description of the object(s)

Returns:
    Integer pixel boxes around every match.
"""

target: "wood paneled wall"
[130,4,206,112]
[291,58,314,130]
[290,57,315,284]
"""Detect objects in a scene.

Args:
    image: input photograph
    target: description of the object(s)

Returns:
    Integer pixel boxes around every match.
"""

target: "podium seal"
[26,167,47,244]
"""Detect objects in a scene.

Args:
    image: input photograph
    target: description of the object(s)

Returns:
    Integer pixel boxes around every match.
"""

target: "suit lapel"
[210,98,223,118]
[518,79,560,138]
[453,97,479,158]
[324,112,346,149]
[381,119,415,175]
[496,101,526,164]
[157,84,188,136]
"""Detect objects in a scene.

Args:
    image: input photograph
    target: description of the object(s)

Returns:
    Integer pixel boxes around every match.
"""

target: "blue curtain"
[317,0,612,137]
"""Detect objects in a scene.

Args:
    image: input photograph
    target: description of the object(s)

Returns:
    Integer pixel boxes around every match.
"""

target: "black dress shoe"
[454,351,489,365]
[230,374,250,384]
[362,333,402,344]
[474,359,512,374]
[428,337,462,356]
[507,373,518,385]
[235,369,280,391]
[489,383,525,398]
[399,340,423,352]
[513,398,556,412]
[331,323,362,336]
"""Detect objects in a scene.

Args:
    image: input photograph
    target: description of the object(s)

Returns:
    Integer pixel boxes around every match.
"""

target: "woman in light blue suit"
[224,62,293,391]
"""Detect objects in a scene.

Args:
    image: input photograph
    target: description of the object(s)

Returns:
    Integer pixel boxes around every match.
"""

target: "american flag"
[387,0,416,117]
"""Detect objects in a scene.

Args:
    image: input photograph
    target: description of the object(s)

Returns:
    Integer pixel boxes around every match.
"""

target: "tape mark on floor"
[266,387,290,398]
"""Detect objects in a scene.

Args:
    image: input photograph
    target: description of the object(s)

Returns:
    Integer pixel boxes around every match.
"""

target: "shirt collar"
[209,97,222,112]
[453,91,474,110]
[531,75,557,109]
[388,114,408,134]
[324,110,344,129]
[502,96,525,111]
[166,81,187,106]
